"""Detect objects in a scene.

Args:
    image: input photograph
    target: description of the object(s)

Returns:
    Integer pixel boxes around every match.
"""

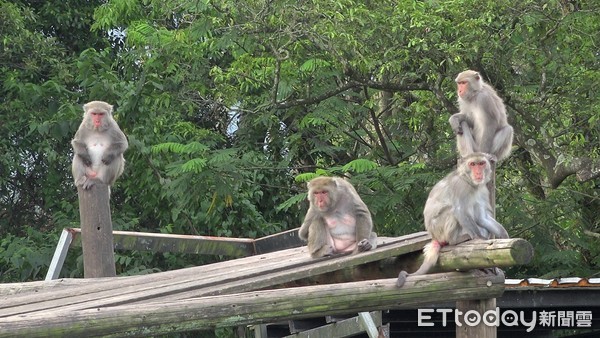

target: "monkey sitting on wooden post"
[396,153,510,287]
[298,177,378,258]
[71,100,128,190]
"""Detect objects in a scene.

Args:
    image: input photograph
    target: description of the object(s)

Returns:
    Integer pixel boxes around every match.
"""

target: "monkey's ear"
[332,177,341,188]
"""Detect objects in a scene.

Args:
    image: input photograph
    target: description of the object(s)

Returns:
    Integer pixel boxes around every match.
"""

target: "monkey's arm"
[353,203,373,240]
[298,209,315,241]
[450,184,486,242]
[475,204,510,239]
[101,129,129,165]
[448,113,470,135]
[71,138,92,166]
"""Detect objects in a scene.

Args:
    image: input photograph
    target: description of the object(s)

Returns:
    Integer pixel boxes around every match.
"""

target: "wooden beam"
[45,229,75,280]
[254,228,304,254]
[67,228,256,257]
[0,270,505,337]
[77,184,116,278]
[284,311,383,338]
[284,238,533,286]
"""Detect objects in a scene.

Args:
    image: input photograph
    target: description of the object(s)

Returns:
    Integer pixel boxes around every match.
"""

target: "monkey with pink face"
[299,177,377,258]
[71,101,128,190]
[396,153,509,287]
[449,70,513,163]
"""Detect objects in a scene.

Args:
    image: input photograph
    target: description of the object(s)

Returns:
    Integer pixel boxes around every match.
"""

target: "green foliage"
[0,0,599,286]
[0,228,58,281]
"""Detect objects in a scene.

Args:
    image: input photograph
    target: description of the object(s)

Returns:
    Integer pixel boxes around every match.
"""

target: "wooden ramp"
[0,232,430,317]
[0,231,532,337]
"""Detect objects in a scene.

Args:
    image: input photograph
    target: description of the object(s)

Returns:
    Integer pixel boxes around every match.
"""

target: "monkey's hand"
[77,153,93,166]
[448,115,464,135]
[483,153,498,164]
[357,238,372,252]
[298,221,310,241]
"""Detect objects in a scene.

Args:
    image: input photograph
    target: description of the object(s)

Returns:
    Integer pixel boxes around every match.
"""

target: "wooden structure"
[0,230,533,337]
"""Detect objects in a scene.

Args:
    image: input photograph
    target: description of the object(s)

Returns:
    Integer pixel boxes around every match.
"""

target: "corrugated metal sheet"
[506,277,600,288]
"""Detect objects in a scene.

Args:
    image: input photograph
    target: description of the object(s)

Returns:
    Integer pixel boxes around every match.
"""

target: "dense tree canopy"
[0,0,598,282]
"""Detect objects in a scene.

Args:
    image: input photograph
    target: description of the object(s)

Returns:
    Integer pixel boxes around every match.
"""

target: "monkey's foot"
[478,267,502,275]
[310,245,335,258]
[81,180,96,190]
[357,239,373,252]
[396,271,409,288]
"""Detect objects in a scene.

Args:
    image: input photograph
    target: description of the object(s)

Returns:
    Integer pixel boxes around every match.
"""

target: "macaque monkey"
[449,70,514,162]
[396,153,509,287]
[71,101,128,189]
[298,177,378,258]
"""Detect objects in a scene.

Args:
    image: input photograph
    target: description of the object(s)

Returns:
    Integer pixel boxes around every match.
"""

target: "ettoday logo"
[418,308,593,332]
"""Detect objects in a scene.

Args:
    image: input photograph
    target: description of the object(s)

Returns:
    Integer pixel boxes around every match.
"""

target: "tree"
[1,0,598,283]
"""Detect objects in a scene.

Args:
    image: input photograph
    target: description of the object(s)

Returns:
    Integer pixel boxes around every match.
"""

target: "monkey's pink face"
[90,112,105,129]
[313,190,330,211]
[456,81,469,98]
[469,161,487,184]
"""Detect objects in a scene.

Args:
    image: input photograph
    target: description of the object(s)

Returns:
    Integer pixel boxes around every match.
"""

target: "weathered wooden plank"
[0,277,136,296]
[253,228,304,254]
[284,311,382,338]
[67,228,256,257]
[0,245,308,316]
[0,270,505,337]
[0,233,429,317]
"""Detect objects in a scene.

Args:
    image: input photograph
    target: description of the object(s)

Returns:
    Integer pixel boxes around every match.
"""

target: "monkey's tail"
[396,240,442,288]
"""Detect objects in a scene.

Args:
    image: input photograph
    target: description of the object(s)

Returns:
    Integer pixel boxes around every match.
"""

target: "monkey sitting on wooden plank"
[299,177,377,258]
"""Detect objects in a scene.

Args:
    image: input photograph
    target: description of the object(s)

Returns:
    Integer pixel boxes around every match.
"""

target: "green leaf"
[342,159,378,173]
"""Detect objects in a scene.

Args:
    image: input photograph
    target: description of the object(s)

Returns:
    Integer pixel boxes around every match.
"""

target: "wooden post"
[77,184,116,278]
[456,298,497,338]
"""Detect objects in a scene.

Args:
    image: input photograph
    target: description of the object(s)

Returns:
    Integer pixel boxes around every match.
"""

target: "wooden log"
[423,238,533,272]
[284,238,533,286]
[0,270,504,337]
[77,184,116,278]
